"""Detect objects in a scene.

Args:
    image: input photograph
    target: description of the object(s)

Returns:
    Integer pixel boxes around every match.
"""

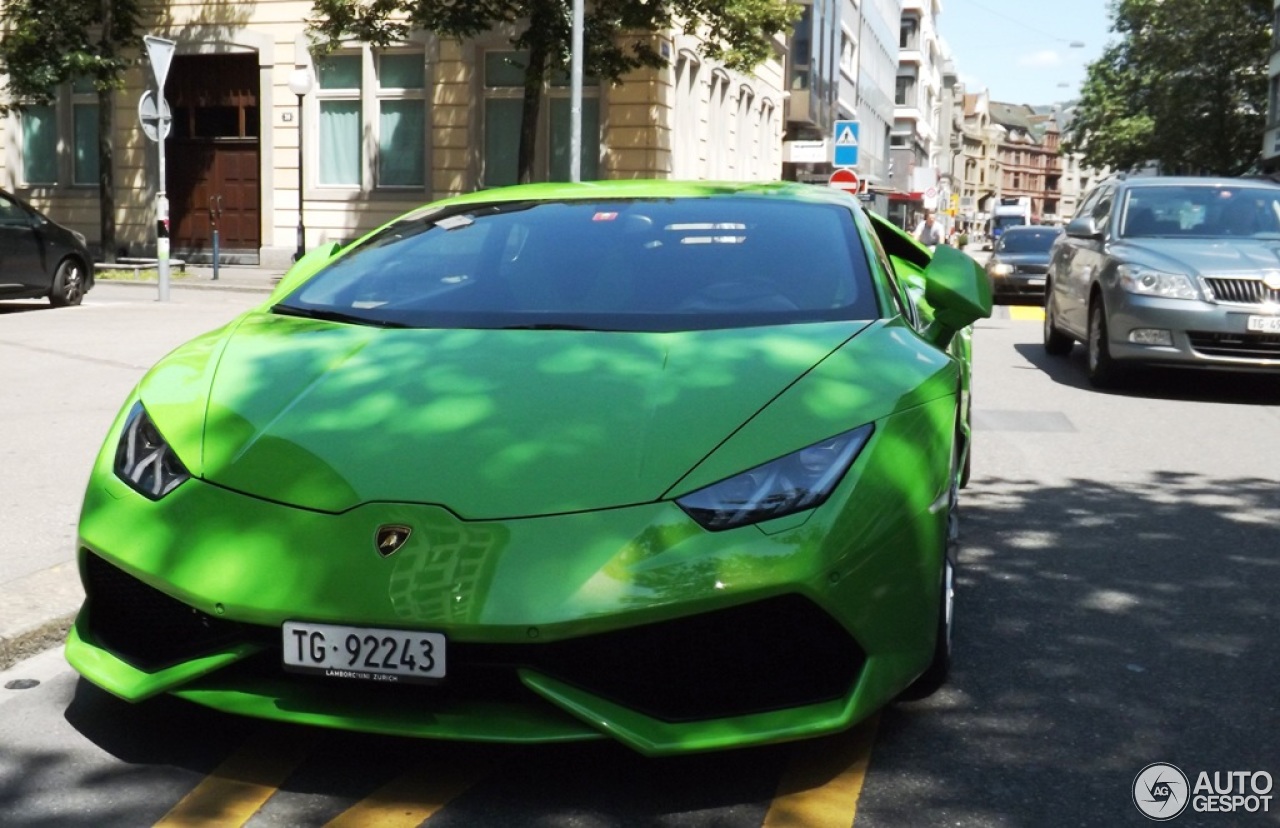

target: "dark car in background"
[0,188,94,307]
[1043,175,1280,387]
[985,225,1062,303]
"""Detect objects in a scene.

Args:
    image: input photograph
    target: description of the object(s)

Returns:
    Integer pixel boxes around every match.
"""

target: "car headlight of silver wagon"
[114,402,191,499]
[1118,264,1199,300]
[677,424,874,531]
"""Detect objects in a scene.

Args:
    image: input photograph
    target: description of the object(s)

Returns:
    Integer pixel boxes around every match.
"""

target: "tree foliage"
[307,0,798,183]
[0,0,146,260]
[1065,0,1271,175]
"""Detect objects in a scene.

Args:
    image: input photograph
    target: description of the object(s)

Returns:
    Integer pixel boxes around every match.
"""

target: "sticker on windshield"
[434,215,475,231]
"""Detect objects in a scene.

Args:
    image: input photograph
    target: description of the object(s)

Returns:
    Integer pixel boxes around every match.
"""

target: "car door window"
[854,208,921,329]
[0,194,31,227]
[1090,186,1115,237]
[1073,186,1104,222]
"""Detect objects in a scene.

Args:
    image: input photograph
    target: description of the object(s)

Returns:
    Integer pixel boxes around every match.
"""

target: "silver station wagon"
[1043,175,1280,387]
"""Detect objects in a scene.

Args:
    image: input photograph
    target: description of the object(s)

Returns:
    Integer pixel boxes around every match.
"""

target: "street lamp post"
[288,68,314,262]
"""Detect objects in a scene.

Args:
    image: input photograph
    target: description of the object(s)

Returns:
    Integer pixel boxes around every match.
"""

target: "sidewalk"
[0,262,288,672]
[96,262,288,294]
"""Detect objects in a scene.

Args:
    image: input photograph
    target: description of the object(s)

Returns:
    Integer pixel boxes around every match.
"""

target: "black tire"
[1087,298,1124,388]
[49,258,87,307]
[898,494,957,701]
[1042,288,1073,355]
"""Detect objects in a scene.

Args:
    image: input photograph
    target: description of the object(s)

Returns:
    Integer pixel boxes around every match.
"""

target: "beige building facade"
[1,4,786,268]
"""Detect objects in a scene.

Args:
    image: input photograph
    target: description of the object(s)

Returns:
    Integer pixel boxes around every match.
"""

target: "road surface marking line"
[324,759,490,828]
[153,729,316,827]
[1008,306,1045,321]
[762,714,880,827]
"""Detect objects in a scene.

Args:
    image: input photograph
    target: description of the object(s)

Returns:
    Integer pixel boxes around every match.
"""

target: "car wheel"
[898,487,957,701]
[49,258,87,307]
[1042,289,1073,355]
[1087,298,1124,388]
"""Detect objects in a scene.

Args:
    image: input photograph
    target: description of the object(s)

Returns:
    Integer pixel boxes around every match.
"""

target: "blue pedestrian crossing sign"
[833,120,859,167]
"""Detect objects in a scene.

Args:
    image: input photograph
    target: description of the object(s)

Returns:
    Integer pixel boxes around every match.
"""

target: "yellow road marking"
[762,715,880,827]
[154,729,317,827]
[1008,305,1045,321]
[324,758,490,828]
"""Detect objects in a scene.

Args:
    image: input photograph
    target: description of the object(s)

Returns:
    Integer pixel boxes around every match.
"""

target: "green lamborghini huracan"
[67,181,990,756]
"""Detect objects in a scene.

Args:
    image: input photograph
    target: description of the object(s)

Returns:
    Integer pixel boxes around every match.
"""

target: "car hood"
[990,252,1051,267]
[1113,237,1280,276]
[138,313,903,518]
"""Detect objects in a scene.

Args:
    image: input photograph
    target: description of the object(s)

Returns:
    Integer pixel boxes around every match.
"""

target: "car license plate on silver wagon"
[283,622,446,683]
[1247,315,1280,333]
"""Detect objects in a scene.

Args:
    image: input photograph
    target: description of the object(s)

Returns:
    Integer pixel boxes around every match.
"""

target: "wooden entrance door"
[166,53,261,260]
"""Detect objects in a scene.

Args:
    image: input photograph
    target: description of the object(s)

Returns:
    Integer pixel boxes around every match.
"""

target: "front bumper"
[989,268,1048,299]
[68,405,951,754]
[1106,293,1280,371]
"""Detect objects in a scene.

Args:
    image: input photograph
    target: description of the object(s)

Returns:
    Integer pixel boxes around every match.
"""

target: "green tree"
[307,0,798,184]
[0,0,145,261]
[1065,0,1271,175]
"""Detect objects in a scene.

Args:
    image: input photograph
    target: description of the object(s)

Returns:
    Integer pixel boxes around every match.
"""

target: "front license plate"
[283,622,446,684]
[1027,277,1046,287]
[1246,315,1280,333]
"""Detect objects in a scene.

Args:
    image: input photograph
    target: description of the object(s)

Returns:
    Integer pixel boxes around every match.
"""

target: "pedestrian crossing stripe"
[1008,306,1045,321]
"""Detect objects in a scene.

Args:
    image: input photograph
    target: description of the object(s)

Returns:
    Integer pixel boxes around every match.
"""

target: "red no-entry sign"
[829,168,861,196]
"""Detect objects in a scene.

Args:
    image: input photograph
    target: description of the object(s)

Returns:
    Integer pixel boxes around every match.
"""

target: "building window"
[72,77,99,186]
[377,53,426,187]
[315,48,428,190]
[317,54,363,186]
[840,32,857,79]
[482,50,599,187]
[548,66,600,182]
[759,100,775,173]
[900,19,918,50]
[17,78,100,187]
[895,76,914,106]
[21,104,57,185]
[707,70,730,178]
[674,54,701,178]
[790,5,812,91]
[736,86,755,177]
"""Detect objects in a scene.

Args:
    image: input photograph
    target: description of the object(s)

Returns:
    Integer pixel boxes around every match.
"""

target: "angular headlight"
[990,263,1014,276]
[676,425,874,531]
[114,403,190,499]
[1117,264,1199,300]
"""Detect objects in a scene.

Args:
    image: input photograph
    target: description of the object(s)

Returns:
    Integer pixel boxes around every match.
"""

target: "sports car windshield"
[276,197,879,332]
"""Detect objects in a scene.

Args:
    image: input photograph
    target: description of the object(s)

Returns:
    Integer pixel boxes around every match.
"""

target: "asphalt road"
[2,280,1279,826]
[0,279,273,664]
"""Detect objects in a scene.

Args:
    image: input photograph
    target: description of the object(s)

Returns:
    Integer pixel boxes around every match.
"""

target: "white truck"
[990,196,1033,245]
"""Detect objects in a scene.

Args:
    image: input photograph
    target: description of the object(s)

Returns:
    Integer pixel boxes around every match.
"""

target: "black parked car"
[985,225,1062,304]
[0,189,94,306]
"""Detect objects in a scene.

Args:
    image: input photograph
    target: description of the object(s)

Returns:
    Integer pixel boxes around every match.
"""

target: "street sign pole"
[144,36,176,301]
[569,0,583,182]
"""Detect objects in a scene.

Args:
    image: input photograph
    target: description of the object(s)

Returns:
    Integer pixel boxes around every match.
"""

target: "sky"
[935,0,1116,107]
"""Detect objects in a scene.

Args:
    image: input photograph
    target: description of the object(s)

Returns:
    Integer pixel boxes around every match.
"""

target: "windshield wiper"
[272,304,406,328]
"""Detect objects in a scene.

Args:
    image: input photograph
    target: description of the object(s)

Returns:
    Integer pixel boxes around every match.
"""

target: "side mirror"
[267,241,344,303]
[1065,215,1102,239]
[921,244,993,349]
